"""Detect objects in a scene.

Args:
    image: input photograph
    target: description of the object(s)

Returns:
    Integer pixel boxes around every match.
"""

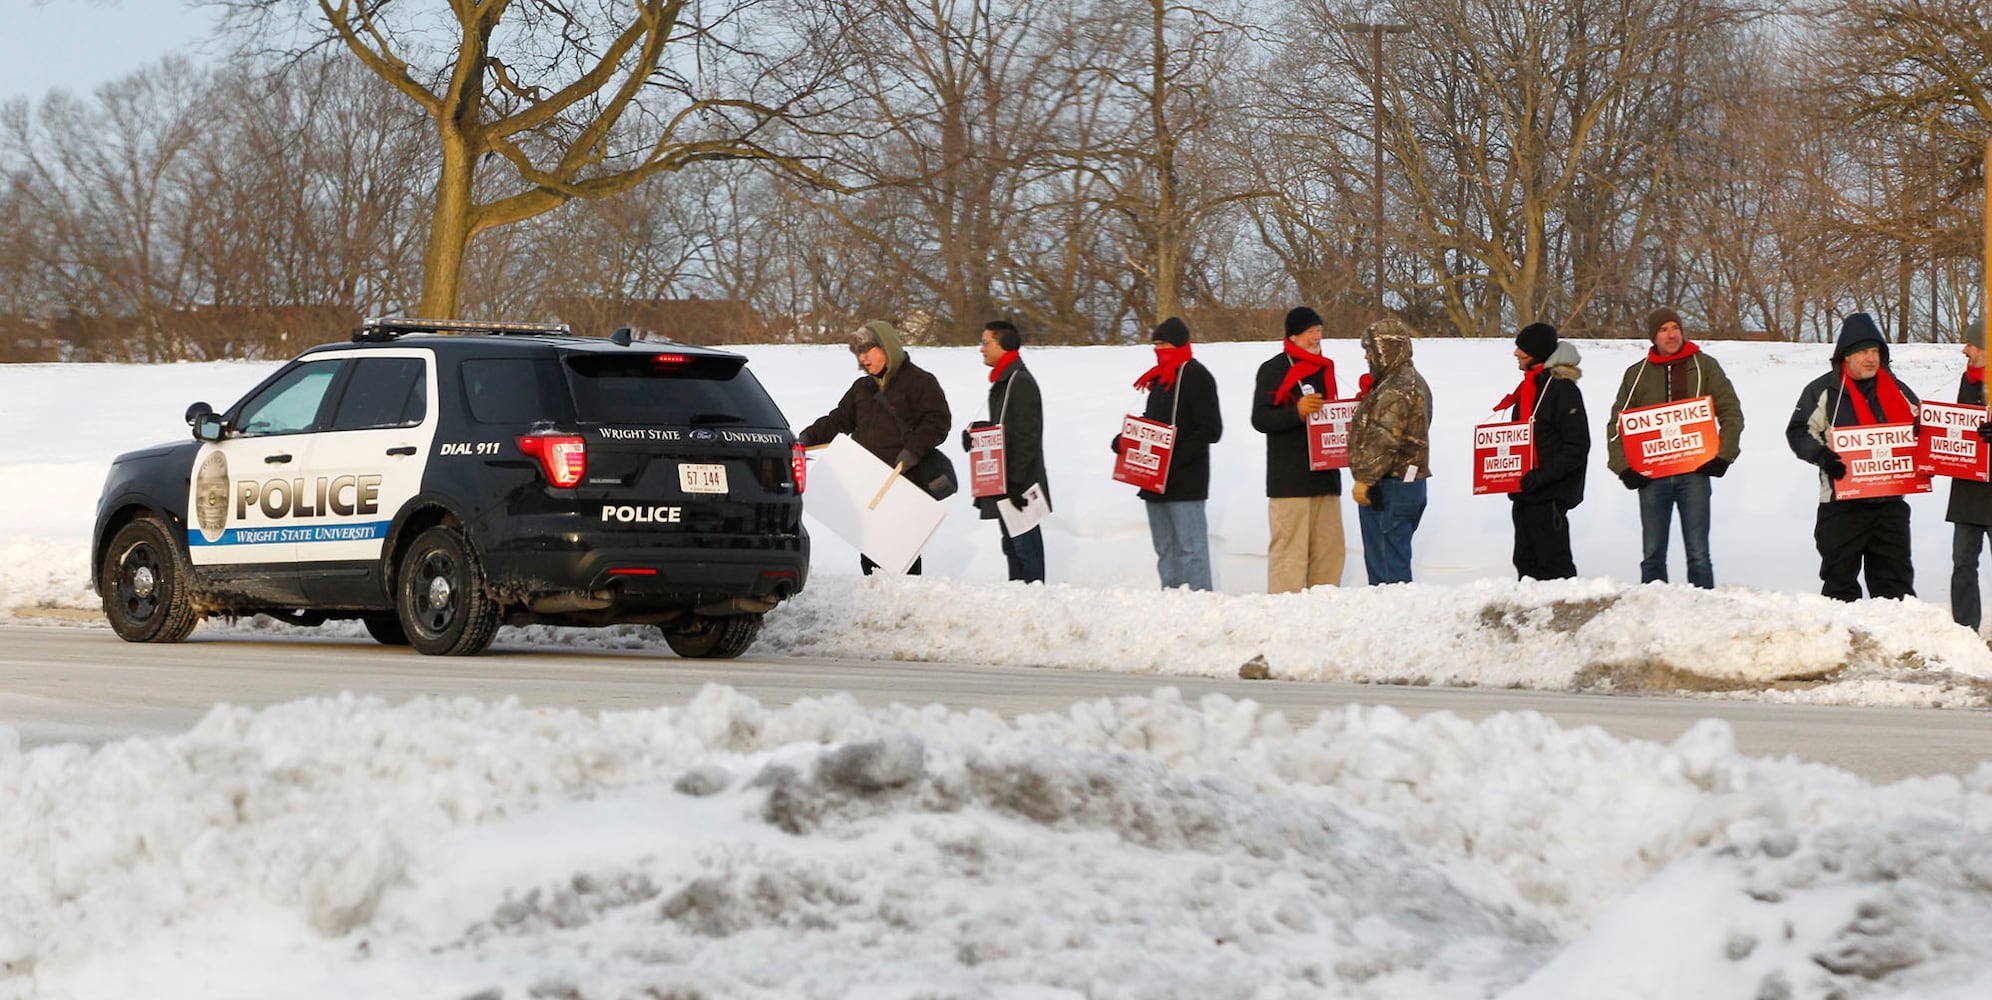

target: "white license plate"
[679,463,728,494]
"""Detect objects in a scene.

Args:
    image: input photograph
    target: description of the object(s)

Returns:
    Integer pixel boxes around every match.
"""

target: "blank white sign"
[802,434,948,574]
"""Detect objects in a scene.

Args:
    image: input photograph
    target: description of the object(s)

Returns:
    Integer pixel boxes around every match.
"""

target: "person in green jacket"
[1603,308,1744,588]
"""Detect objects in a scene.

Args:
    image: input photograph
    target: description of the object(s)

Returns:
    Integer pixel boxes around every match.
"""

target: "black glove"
[1005,486,1029,510]
[1110,434,1124,455]
[960,428,973,451]
[1818,451,1847,480]
[1697,457,1730,478]
[894,448,918,470]
[1618,469,1649,491]
[962,420,991,452]
[1978,421,1992,444]
[1518,470,1544,493]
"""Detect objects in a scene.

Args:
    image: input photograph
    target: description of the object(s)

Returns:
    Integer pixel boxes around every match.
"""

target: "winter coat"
[1784,331,1920,504]
[1512,341,1589,508]
[969,359,1051,520]
[1947,373,1992,526]
[1347,322,1432,485]
[1130,358,1223,502]
[1250,350,1341,497]
[797,353,952,468]
[1603,349,1744,475]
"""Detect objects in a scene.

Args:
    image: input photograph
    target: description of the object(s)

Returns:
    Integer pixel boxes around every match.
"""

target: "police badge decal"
[195,450,229,542]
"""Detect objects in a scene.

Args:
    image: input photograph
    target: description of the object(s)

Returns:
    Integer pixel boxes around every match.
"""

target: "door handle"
[386,446,417,456]
[264,453,292,464]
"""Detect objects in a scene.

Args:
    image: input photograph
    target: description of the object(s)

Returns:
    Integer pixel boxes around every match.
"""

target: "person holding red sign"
[1502,322,1589,581]
[1946,318,1992,631]
[960,320,1048,583]
[1112,317,1223,590]
[1783,313,1920,602]
[1603,307,1745,589]
[1249,306,1346,592]
[1348,317,1433,584]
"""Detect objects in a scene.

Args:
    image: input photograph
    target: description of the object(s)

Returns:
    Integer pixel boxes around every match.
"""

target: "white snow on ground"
[5,340,1992,996]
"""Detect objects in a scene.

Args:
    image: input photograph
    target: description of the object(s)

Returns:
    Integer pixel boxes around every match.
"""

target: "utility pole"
[1340,22,1410,317]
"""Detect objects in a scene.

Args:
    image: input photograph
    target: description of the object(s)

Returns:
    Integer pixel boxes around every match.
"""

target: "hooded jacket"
[1512,340,1589,508]
[1347,320,1433,485]
[797,323,952,467]
[1784,318,1920,503]
[1603,347,1744,475]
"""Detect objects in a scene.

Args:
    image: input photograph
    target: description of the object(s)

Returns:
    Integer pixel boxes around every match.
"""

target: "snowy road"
[3,622,1987,782]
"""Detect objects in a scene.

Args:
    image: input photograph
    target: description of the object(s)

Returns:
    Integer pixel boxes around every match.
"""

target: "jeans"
[1357,477,1427,584]
[1637,473,1713,588]
[1145,500,1213,591]
[1952,523,1990,629]
[1000,521,1046,583]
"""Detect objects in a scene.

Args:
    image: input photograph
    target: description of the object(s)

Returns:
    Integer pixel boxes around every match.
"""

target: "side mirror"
[184,401,212,426]
[186,402,225,442]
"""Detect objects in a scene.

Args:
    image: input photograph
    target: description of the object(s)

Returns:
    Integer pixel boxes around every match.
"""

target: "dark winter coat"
[1250,350,1341,497]
[1947,373,1992,526]
[1131,358,1223,502]
[1347,321,1432,485]
[969,359,1051,520]
[1603,349,1744,475]
[1783,330,1920,504]
[797,355,952,468]
[1512,341,1589,509]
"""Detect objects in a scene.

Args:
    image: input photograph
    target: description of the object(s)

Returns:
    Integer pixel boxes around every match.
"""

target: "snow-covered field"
[4,338,1992,997]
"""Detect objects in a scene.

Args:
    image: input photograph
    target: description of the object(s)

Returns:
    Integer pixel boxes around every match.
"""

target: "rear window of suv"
[564,354,789,428]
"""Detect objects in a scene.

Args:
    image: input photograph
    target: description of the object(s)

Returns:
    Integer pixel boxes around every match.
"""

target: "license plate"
[679,463,728,494]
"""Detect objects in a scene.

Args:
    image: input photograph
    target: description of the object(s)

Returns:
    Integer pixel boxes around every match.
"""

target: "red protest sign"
[1617,396,1720,478]
[1307,400,1359,471]
[1828,422,1930,499]
[1472,420,1532,495]
[1112,414,1175,493]
[1918,402,1990,482]
[968,425,1007,497]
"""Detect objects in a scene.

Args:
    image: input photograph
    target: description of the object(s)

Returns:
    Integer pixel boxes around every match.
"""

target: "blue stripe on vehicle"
[188,521,392,546]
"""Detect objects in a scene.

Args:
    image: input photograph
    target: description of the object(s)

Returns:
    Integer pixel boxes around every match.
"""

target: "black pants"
[1814,499,1912,601]
[1512,499,1576,581]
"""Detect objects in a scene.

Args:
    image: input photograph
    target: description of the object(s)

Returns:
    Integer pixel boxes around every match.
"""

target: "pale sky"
[0,0,220,105]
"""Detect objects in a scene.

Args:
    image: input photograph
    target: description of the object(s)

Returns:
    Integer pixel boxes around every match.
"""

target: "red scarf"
[1839,366,1915,425]
[1355,373,1375,401]
[1967,367,1985,385]
[1648,340,1702,364]
[989,350,1020,384]
[1497,366,1544,422]
[1272,339,1338,406]
[1134,343,1194,392]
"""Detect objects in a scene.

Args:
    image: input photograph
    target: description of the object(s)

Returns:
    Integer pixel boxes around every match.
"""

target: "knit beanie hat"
[1153,316,1191,347]
[1644,307,1683,341]
[1965,317,1986,351]
[1515,322,1558,364]
[1284,306,1324,338]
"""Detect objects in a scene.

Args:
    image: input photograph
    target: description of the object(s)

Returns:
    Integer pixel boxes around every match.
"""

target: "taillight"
[516,434,587,487]
[791,443,807,494]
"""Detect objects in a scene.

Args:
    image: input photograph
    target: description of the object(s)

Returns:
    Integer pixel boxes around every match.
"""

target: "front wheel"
[395,524,500,656]
[100,515,200,643]
[662,614,764,659]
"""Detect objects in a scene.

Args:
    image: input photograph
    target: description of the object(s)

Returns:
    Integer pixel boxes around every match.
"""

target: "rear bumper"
[476,528,809,612]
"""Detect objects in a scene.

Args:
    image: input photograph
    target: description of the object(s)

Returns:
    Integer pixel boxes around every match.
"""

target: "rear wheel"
[362,614,409,646]
[662,613,764,659]
[100,515,199,643]
[395,524,500,656]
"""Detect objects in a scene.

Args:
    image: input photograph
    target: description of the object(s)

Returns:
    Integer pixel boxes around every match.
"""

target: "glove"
[1618,469,1649,491]
[1818,451,1847,480]
[961,420,991,452]
[1352,481,1377,509]
[1978,421,1992,444]
[1110,434,1124,455]
[894,449,918,471]
[1005,486,1029,511]
[1697,457,1730,477]
[960,428,973,451]
[1296,393,1326,417]
[1519,470,1545,493]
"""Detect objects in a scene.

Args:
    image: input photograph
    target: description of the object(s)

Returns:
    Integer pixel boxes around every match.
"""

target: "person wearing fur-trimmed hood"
[1604,307,1744,588]
[1782,312,1919,602]
[1500,321,1589,581]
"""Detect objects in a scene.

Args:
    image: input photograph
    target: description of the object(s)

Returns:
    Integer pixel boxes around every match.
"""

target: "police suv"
[92,318,809,658]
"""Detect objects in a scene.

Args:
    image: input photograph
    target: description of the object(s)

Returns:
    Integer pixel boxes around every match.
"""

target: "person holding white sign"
[1112,316,1223,591]
[1783,312,1920,602]
[1602,307,1745,589]
[1500,322,1589,581]
[960,320,1049,583]
[1249,306,1346,592]
[1946,318,1992,631]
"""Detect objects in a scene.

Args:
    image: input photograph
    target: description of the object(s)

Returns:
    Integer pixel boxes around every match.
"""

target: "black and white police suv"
[92,318,809,658]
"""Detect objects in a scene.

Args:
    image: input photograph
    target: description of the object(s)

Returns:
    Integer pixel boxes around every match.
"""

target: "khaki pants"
[1268,494,1345,593]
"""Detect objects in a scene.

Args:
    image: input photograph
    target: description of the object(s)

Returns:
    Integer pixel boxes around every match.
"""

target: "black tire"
[663,614,763,659]
[100,515,199,643]
[362,614,409,646]
[395,524,501,656]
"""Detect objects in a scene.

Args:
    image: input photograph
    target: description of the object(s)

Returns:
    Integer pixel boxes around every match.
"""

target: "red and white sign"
[968,425,1007,497]
[1307,400,1359,471]
[1472,420,1533,495]
[1828,423,1930,500]
[1918,402,1990,482]
[1617,396,1719,478]
[1112,414,1176,493]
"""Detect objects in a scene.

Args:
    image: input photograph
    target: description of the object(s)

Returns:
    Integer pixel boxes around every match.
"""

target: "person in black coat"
[797,320,952,575]
[1113,316,1223,590]
[961,320,1050,583]
[1784,312,1920,601]
[1949,317,1992,631]
[1250,306,1345,592]
[1504,322,1589,580]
